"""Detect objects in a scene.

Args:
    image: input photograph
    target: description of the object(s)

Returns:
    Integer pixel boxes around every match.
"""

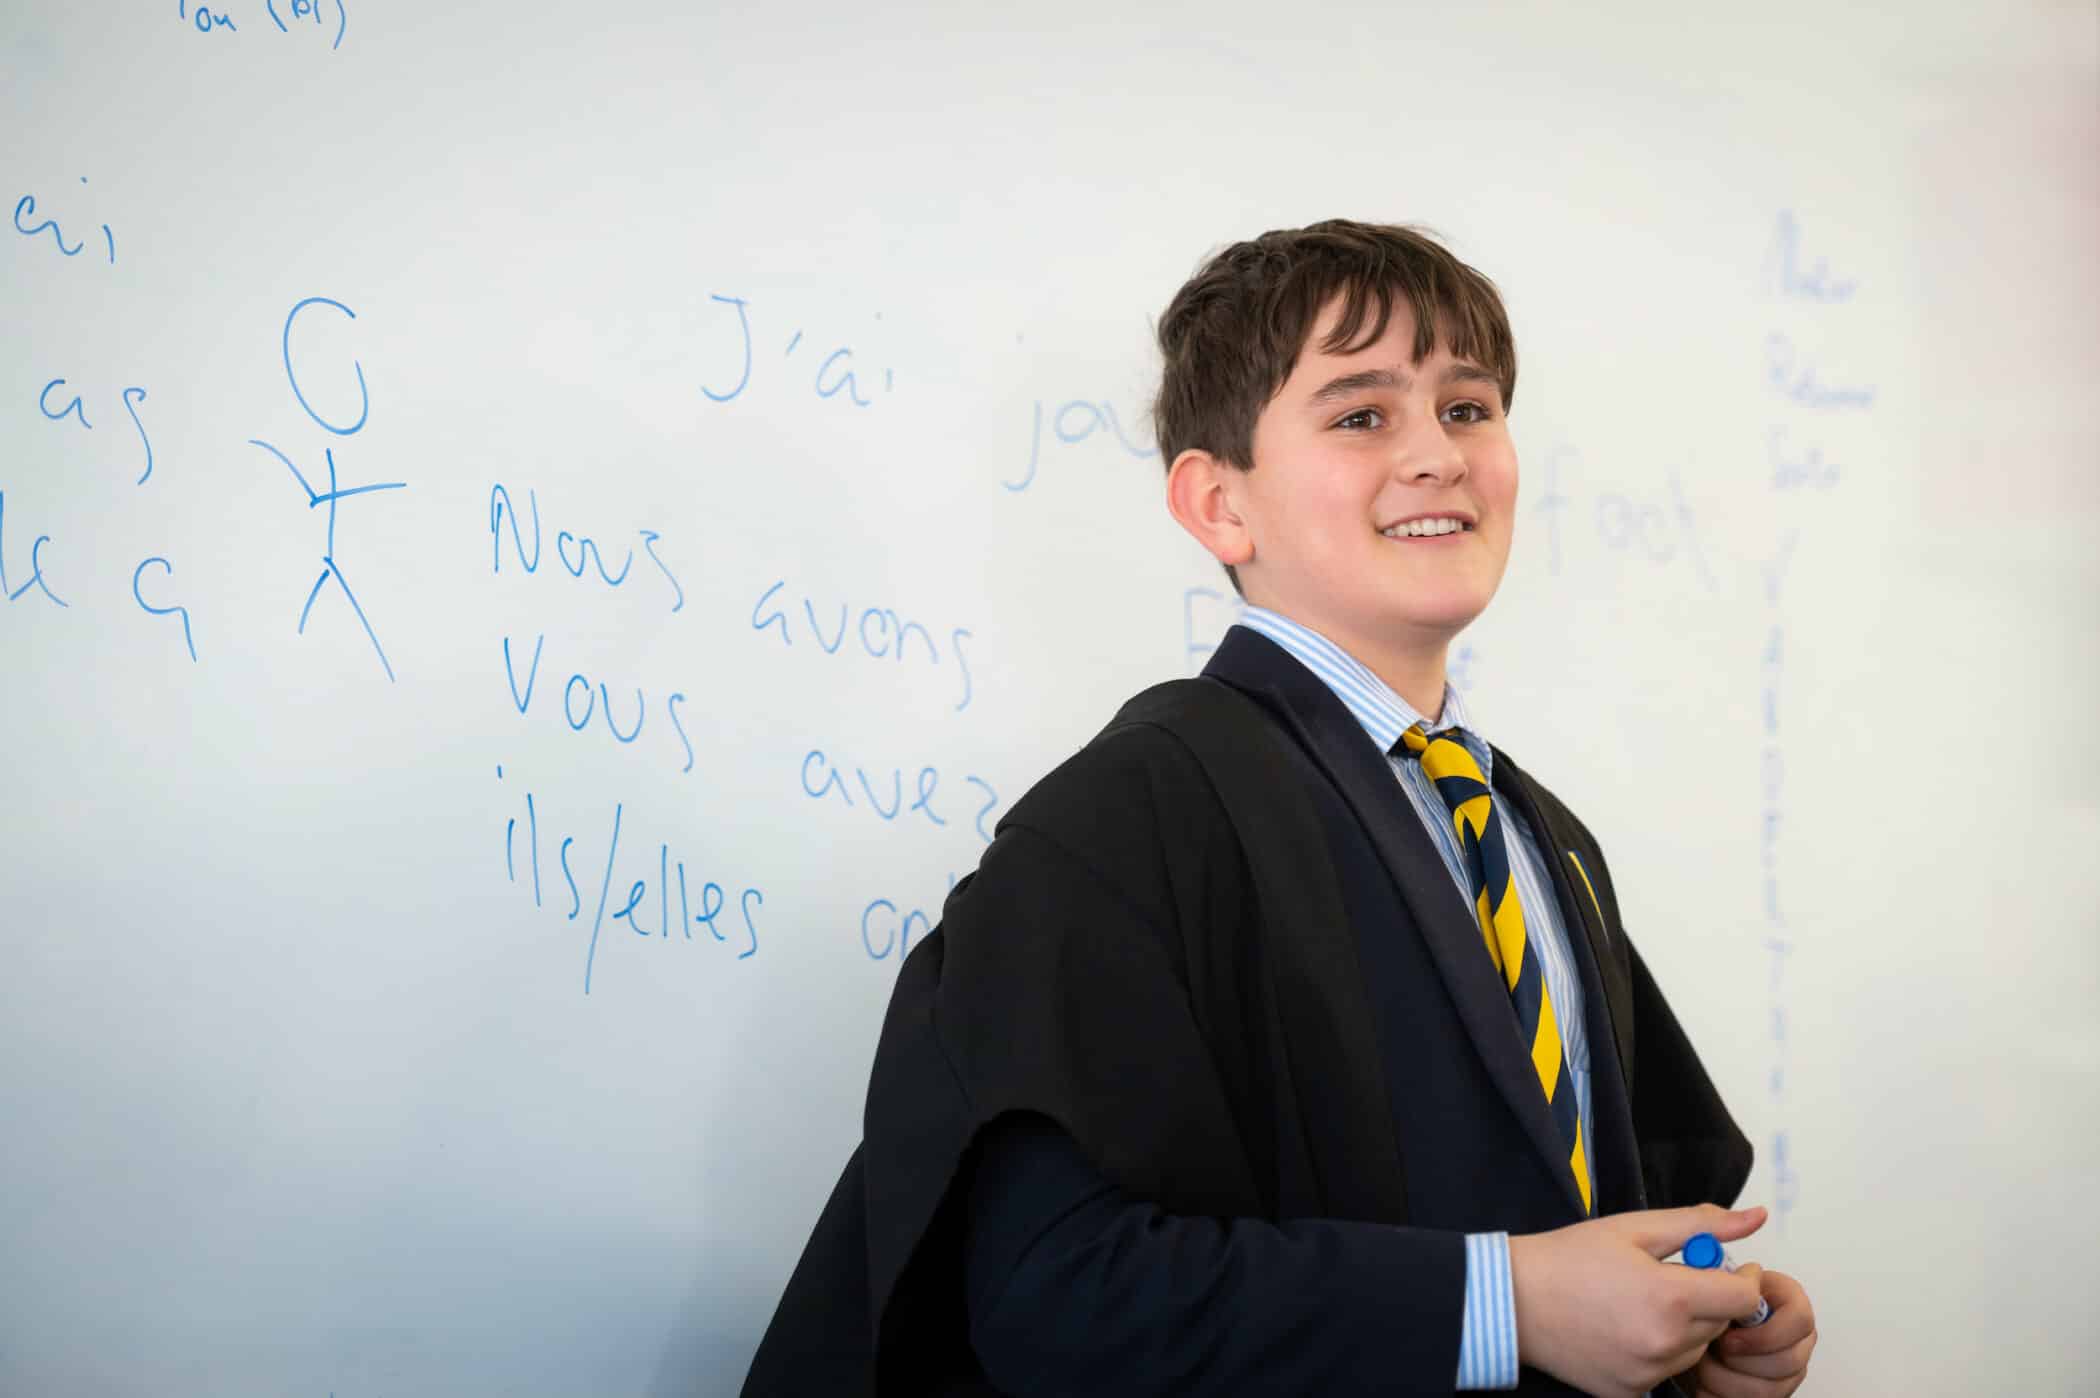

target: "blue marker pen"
[1682,1232,1771,1327]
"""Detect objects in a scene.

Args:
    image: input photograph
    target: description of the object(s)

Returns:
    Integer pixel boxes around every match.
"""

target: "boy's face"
[1234,295,1518,658]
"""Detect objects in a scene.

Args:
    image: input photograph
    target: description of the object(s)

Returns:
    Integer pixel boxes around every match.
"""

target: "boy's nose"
[1395,428,1467,484]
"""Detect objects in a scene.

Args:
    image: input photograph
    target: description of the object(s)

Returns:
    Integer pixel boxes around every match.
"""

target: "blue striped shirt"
[1236,607,1594,1392]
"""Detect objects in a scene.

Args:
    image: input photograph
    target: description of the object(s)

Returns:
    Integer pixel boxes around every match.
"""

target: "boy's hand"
[1508,1203,1769,1398]
[1679,1267,1817,1397]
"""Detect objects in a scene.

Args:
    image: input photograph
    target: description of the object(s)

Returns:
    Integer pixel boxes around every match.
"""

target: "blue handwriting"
[751,579,975,712]
[12,178,113,264]
[1006,397,1156,491]
[1182,586,1244,675]
[132,557,198,661]
[1765,934,1792,1101]
[862,897,932,962]
[800,747,1000,843]
[34,377,155,484]
[1760,617,1784,923]
[178,0,347,47]
[1446,642,1478,691]
[1759,529,1797,1229]
[488,483,683,613]
[498,765,763,994]
[1595,471,1716,590]
[0,490,69,608]
[1756,206,1827,1232]
[700,293,893,408]
[1534,446,1576,576]
[1769,1130,1799,1236]
[502,632,696,777]
[37,378,90,429]
[252,440,404,680]
[178,1,238,32]
[1766,425,1840,492]
[1764,332,1875,410]
[1534,446,1715,590]
[251,294,404,682]
[1763,210,1857,303]
[1757,530,1795,926]
[283,296,368,434]
[860,872,963,962]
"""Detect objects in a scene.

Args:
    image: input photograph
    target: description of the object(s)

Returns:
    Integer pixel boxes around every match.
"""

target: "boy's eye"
[1334,402,1496,431]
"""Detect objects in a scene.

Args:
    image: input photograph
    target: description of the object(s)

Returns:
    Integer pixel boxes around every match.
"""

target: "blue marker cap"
[1678,1231,1771,1327]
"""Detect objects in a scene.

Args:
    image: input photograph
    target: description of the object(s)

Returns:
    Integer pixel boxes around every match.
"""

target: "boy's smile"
[1168,293,1518,713]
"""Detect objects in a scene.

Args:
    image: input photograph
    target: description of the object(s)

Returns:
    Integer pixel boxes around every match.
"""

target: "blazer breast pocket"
[1564,849,1611,948]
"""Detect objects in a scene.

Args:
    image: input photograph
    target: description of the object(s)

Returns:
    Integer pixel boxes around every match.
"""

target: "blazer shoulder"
[1000,677,1287,838]
[1001,690,1225,837]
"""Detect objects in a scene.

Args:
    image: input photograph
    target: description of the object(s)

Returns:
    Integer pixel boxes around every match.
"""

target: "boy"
[745,220,1818,1396]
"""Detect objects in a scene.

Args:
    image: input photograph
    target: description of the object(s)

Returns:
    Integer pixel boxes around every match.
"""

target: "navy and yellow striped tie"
[1396,723,1592,1215]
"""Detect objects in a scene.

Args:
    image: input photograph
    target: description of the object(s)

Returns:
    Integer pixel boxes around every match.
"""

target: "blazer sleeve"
[1624,935,1755,1211]
[963,1112,1467,1397]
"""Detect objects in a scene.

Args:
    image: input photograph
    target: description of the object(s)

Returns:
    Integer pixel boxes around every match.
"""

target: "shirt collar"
[1233,605,1490,774]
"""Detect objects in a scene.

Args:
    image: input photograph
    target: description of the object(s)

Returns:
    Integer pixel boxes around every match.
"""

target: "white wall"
[3,2,2095,1392]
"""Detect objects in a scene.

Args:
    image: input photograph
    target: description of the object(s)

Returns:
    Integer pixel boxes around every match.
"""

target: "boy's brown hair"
[1152,219,1519,594]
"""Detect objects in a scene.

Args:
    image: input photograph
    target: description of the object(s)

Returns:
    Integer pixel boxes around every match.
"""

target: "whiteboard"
[4,3,2096,1393]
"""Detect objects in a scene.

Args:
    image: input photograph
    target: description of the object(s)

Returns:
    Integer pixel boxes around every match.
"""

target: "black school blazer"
[745,627,1752,1396]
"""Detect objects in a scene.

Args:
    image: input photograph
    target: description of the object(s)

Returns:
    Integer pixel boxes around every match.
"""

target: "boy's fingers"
[1663,1340,1715,1386]
[1690,1351,1769,1398]
[1628,1203,1767,1258]
[1729,1263,1767,1320]
[1720,1275,1814,1355]
[1679,1266,1767,1323]
[1713,1333,1817,1381]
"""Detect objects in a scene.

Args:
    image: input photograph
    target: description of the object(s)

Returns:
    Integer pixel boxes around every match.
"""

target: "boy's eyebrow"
[1304,362,1501,406]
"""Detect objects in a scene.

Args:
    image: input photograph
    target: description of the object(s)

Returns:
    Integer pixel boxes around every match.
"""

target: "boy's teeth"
[1383,519,1466,537]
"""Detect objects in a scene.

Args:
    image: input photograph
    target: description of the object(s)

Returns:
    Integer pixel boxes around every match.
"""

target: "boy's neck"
[1248,602,1451,723]
[1366,644,1448,725]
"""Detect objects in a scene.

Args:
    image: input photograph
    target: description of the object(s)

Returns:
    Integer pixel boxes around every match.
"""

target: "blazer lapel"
[1205,628,1588,1216]
[1492,747,1646,1214]
[1491,749,1638,1099]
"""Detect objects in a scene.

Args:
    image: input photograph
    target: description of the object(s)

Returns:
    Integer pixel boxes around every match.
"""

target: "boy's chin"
[1375,590,1494,639]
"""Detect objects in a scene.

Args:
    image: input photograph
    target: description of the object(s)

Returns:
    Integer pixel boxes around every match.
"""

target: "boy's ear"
[1165,448,1255,571]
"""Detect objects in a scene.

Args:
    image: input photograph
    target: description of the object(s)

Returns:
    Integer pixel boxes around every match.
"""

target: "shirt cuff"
[1455,1231,1519,1390]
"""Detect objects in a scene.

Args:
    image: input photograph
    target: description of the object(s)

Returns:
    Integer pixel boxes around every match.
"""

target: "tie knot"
[1394,722,1436,759]
[1395,723,1490,792]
